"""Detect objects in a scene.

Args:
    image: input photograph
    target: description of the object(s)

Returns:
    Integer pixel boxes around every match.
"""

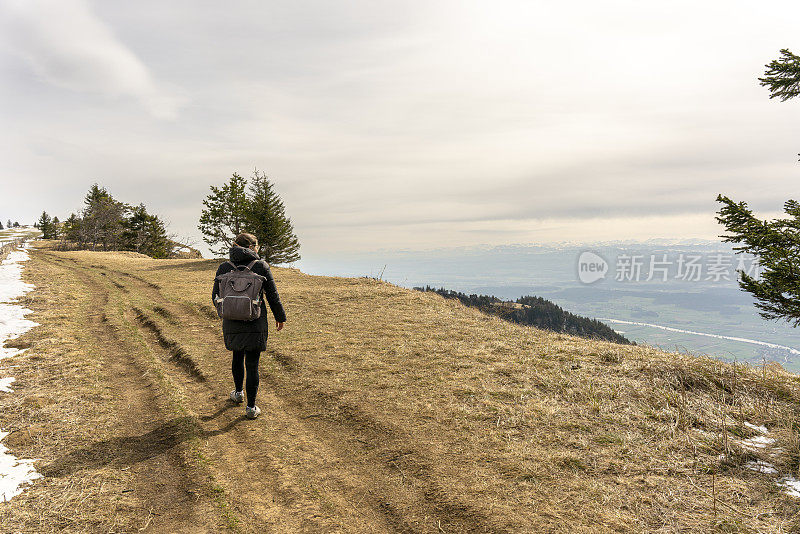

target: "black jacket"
[212,246,286,351]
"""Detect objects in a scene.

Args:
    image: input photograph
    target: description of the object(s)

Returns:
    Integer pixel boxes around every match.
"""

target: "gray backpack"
[214,260,266,321]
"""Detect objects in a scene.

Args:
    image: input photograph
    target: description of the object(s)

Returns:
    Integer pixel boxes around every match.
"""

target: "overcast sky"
[1,0,798,258]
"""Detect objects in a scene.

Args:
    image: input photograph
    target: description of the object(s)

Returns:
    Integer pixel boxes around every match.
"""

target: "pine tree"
[198,173,250,256]
[62,213,82,247]
[82,184,126,250]
[51,216,60,239]
[759,49,800,102]
[56,185,170,258]
[716,195,800,325]
[35,211,54,238]
[0,220,4,230]
[245,169,300,264]
[7,220,12,228]
[122,204,169,258]
[715,51,800,325]
[760,49,800,159]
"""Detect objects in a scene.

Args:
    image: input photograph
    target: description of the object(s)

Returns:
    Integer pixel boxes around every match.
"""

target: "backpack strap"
[225,260,258,272]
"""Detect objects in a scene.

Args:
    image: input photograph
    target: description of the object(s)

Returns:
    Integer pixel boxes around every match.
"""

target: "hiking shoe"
[245,406,261,419]
[229,390,244,403]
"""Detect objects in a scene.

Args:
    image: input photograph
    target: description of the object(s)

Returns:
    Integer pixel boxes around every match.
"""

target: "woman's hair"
[234,232,258,248]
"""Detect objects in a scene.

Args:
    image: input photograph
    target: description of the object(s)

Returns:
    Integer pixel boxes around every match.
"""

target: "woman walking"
[212,233,286,419]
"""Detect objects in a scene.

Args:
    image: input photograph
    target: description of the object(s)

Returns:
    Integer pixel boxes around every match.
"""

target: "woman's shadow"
[40,403,244,478]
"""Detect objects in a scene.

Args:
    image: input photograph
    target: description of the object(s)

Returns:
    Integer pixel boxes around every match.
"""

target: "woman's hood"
[229,245,260,263]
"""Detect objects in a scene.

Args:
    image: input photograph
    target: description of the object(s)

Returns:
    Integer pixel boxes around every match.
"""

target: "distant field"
[0,227,40,260]
[0,226,40,242]
[2,241,800,532]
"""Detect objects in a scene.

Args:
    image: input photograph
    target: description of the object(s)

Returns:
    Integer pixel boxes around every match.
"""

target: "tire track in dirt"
[90,263,162,289]
[133,307,207,381]
[34,251,214,532]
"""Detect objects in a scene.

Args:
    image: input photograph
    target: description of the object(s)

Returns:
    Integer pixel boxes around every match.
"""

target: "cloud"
[0,0,180,119]
[0,1,798,256]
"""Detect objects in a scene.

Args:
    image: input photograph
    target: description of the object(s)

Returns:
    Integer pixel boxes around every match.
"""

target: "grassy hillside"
[2,242,800,532]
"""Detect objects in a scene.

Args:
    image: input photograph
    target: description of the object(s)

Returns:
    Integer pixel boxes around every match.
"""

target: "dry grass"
[0,244,219,533]
[0,245,160,531]
[2,242,800,532]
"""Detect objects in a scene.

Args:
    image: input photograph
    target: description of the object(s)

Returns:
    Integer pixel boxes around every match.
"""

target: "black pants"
[231,350,260,408]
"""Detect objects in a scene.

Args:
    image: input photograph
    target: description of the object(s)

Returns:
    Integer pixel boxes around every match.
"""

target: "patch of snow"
[0,242,40,500]
[778,476,800,498]
[744,422,768,434]
[0,249,33,299]
[0,431,41,502]
[0,377,14,393]
[0,246,38,362]
[745,460,778,475]
[725,421,800,499]
[740,435,776,450]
